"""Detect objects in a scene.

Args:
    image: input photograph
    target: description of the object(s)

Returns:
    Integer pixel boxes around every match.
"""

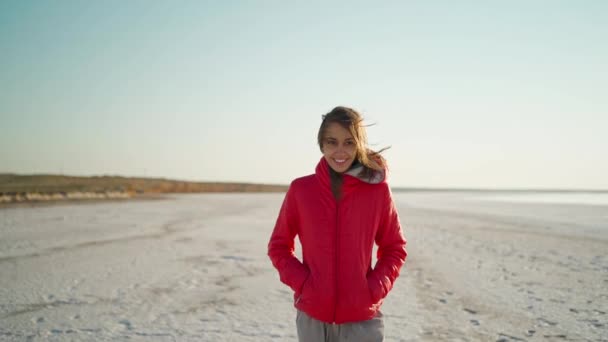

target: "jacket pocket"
[295,272,312,305]
[366,274,384,304]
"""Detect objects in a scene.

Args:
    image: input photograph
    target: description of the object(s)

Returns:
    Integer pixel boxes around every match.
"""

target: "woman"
[268,106,407,342]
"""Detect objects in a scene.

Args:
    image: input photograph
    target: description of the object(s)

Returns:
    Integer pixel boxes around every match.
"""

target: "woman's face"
[321,122,357,173]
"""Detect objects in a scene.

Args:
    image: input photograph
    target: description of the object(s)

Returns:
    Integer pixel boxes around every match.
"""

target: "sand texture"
[0,192,606,341]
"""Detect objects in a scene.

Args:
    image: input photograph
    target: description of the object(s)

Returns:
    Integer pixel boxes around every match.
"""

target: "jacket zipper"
[333,200,339,323]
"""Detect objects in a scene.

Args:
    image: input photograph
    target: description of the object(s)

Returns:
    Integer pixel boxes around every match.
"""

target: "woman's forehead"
[324,125,354,139]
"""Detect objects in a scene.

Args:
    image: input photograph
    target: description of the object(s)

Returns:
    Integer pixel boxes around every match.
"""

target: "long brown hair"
[318,106,389,197]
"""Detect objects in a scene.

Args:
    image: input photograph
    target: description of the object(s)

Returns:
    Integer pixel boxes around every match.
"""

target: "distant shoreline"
[0,173,288,204]
[392,188,608,193]
[1,173,605,205]
[0,192,174,209]
[0,190,132,204]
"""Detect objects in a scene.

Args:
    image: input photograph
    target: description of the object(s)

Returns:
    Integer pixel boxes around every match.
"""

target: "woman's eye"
[326,140,337,145]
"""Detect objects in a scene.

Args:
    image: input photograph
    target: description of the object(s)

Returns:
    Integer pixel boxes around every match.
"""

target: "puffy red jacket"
[268,157,407,324]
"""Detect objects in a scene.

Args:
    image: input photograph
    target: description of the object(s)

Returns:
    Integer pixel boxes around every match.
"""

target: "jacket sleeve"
[368,184,407,302]
[267,183,310,293]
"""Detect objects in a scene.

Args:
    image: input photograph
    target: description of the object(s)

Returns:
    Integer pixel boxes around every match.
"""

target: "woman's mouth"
[333,158,350,167]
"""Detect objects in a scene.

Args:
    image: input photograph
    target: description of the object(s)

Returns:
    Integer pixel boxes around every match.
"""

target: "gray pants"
[296,310,384,342]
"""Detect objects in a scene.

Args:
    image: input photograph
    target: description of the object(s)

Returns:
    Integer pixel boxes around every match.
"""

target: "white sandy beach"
[0,192,607,341]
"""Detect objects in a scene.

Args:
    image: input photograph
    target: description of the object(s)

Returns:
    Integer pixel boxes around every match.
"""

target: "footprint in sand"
[497,332,526,341]
[542,334,567,339]
[463,308,478,315]
[583,319,604,328]
[118,319,133,331]
[537,317,558,327]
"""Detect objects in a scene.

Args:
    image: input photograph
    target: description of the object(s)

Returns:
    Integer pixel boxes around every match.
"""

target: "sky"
[1,1,607,189]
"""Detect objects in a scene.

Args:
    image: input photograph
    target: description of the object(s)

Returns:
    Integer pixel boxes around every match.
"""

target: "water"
[475,192,608,206]
[393,191,608,237]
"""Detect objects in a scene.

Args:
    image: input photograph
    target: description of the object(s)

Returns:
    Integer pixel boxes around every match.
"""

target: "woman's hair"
[318,106,389,184]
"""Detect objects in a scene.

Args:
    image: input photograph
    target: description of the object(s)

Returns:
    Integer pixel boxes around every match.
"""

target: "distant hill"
[0,174,288,204]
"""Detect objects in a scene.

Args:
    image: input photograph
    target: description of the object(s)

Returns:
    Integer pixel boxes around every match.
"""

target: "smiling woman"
[268,106,407,342]
[317,106,390,199]
[320,124,357,173]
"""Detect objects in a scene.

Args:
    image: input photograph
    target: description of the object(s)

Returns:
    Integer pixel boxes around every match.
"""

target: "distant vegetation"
[0,174,288,204]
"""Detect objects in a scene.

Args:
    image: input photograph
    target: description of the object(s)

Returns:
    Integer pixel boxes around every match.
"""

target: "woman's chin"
[329,161,353,173]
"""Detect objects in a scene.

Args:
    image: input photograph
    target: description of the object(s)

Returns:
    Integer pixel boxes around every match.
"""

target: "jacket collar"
[315,157,386,196]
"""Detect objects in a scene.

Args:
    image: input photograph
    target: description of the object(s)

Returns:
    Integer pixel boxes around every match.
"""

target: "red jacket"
[268,157,407,324]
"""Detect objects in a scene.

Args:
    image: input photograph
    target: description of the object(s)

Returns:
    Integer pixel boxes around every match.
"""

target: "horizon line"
[2,172,607,193]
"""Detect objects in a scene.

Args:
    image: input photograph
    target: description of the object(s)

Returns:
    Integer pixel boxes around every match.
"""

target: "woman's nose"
[337,143,349,153]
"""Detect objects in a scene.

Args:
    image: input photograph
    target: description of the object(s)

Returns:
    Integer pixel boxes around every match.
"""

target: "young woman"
[268,106,407,342]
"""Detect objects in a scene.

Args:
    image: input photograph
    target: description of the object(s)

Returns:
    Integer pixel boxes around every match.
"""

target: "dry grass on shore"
[0,174,287,204]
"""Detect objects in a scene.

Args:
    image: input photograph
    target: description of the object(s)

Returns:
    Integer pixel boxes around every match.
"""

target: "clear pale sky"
[1,1,607,189]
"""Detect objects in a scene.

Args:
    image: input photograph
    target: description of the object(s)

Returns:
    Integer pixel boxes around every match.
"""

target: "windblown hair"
[318,106,389,197]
